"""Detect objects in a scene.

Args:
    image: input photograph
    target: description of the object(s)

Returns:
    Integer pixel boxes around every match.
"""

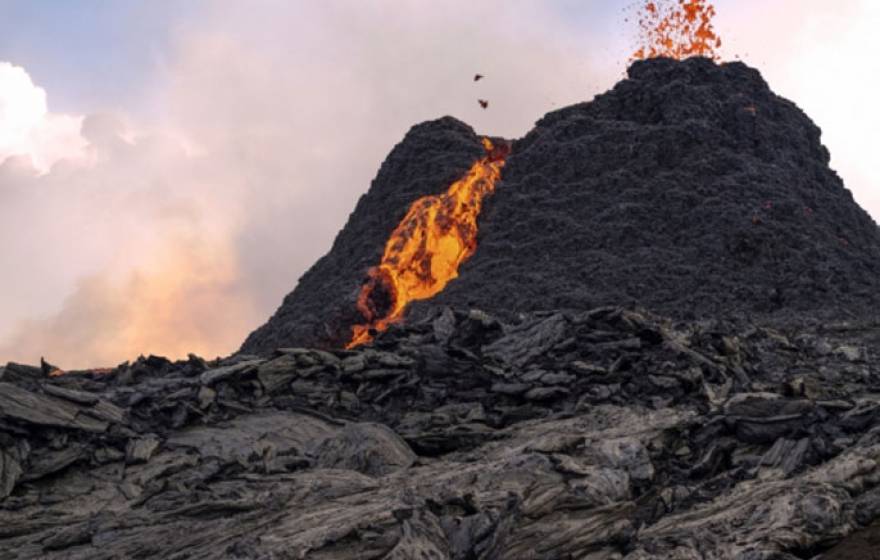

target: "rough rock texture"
[241,117,484,354]
[242,57,880,353]
[436,57,880,322]
[2,307,879,558]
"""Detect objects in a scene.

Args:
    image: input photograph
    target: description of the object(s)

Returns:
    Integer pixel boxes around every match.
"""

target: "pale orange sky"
[0,1,877,368]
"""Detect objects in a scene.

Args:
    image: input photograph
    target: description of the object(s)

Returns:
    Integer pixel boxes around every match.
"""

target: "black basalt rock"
[243,57,880,355]
[435,57,880,323]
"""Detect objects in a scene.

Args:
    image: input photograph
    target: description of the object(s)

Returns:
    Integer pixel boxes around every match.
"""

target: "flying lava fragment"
[478,99,489,109]
[631,0,722,61]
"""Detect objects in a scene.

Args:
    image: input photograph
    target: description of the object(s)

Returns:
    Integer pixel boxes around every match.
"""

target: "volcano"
[242,57,880,355]
[3,57,880,559]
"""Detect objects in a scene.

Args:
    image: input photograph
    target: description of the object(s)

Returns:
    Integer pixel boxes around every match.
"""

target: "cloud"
[0,61,88,172]
[0,75,263,368]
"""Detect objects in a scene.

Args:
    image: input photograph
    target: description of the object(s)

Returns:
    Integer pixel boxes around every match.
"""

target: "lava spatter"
[631,0,722,61]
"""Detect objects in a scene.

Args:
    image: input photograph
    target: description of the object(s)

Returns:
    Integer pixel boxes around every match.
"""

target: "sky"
[0,0,877,368]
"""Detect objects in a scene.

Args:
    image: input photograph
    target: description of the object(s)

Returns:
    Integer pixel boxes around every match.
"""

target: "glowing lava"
[347,138,509,348]
[631,0,722,61]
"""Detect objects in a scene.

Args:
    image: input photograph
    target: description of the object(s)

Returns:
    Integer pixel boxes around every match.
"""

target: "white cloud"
[0,61,88,173]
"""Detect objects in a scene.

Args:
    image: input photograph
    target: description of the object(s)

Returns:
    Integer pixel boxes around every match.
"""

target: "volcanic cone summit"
[242,57,880,355]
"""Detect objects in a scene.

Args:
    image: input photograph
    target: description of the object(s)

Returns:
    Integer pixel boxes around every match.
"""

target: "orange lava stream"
[631,0,722,61]
[347,138,509,348]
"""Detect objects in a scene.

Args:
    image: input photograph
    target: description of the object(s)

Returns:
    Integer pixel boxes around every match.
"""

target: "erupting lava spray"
[631,0,722,61]
[347,138,509,348]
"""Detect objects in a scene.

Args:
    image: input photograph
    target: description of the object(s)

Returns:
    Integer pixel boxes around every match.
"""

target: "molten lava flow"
[631,0,722,61]
[347,138,509,348]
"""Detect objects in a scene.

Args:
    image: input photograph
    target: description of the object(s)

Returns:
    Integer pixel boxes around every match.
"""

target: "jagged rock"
[199,359,263,385]
[484,313,568,367]
[836,345,863,362]
[0,447,23,499]
[314,423,416,476]
[0,383,108,433]
[524,386,569,401]
[256,354,299,393]
[196,386,215,408]
[41,385,99,405]
[592,436,655,483]
[125,436,160,464]
[1,306,879,558]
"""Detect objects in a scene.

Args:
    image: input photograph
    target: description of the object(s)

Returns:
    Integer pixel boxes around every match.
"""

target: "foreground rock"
[1,307,878,558]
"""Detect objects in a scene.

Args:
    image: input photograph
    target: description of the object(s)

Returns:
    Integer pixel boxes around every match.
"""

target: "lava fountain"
[631,0,722,61]
[347,138,510,348]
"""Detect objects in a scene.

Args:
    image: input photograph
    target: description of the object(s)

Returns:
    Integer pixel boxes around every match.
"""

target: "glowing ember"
[631,0,722,61]
[347,138,509,348]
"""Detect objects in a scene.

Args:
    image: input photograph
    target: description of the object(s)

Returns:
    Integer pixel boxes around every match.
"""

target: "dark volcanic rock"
[241,116,484,354]
[243,57,880,354]
[436,57,880,322]
[2,308,880,558]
